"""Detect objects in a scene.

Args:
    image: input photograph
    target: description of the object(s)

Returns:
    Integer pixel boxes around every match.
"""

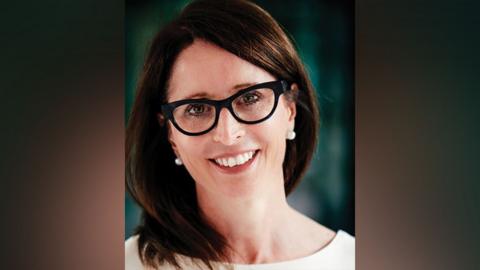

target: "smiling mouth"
[213,150,256,167]
[208,150,260,172]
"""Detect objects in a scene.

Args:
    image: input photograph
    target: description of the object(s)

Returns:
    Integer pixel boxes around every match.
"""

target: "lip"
[209,150,260,175]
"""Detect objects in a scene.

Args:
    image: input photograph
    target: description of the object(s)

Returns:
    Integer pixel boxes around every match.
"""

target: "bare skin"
[199,190,335,264]
[166,39,335,264]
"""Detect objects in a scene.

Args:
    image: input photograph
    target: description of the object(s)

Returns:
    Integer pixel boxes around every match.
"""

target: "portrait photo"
[125,0,354,269]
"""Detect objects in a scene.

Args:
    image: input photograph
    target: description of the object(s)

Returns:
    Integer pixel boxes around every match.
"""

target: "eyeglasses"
[161,80,290,136]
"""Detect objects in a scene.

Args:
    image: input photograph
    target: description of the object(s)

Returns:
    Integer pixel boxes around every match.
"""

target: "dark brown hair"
[126,0,320,269]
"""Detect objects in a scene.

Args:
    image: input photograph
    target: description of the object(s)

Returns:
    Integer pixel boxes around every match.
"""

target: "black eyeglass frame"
[160,80,290,136]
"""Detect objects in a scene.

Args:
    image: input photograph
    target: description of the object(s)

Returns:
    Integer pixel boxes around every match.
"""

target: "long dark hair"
[126,0,320,268]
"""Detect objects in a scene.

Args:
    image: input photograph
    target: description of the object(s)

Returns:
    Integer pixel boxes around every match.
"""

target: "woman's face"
[165,40,296,198]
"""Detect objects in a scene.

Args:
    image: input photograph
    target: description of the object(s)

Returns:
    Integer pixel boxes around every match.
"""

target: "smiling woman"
[125,0,354,269]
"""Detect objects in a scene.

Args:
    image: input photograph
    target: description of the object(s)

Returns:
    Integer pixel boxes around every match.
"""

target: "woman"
[125,0,354,269]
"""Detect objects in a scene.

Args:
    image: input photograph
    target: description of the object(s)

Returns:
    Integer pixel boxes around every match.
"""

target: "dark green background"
[125,0,355,239]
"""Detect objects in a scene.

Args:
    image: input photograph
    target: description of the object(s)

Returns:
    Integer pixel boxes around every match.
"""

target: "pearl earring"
[286,130,296,140]
[174,157,183,166]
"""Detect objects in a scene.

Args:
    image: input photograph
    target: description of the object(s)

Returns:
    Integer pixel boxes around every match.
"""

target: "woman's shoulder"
[331,230,355,256]
[307,223,355,262]
[314,230,355,269]
[125,235,148,270]
[125,235,166,270]
[295,213,354,268]
[125,235,211,270]
[291,211,337,252]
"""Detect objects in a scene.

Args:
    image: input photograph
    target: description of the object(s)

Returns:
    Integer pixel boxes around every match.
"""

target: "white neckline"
[228,230,348,268]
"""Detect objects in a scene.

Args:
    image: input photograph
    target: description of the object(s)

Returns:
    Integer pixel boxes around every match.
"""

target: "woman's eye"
[240,91,261,105]
[186,104,207,115]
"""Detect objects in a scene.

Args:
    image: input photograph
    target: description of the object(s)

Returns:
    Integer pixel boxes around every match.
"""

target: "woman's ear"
[287,83,298,122]
[169,138,180,157]
[166,123,181,158]
[157,113,166,126]
[159,114,180,157]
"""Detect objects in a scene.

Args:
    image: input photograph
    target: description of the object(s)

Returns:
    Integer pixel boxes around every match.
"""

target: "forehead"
[167,39,275,101]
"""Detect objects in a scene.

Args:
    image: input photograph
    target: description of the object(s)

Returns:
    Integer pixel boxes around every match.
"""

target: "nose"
[212,108,245,145]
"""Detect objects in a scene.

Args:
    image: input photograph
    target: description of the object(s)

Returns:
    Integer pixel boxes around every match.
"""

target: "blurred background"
[125,0,353,239]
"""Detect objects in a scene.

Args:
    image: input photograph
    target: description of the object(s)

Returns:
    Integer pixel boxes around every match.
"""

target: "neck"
[196,174,297,264]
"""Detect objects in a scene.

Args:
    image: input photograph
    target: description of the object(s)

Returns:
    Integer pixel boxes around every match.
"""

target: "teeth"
[214,151,256,167]
[228,157,235,167]
[236,155,245,164]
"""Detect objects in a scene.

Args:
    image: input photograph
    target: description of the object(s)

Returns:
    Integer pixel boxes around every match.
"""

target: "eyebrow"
[181,82,256,100]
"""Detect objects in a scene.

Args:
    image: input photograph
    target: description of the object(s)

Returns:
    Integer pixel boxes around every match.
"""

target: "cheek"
[254,107,290,166]
[175,138,211,185]
[179,144,203,164]
[170,129,205,165]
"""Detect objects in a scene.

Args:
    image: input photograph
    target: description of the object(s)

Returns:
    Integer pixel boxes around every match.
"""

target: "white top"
[125,230,355,270]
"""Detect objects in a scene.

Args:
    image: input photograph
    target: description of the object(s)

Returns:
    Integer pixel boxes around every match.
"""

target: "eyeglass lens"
[172,87,275,133]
